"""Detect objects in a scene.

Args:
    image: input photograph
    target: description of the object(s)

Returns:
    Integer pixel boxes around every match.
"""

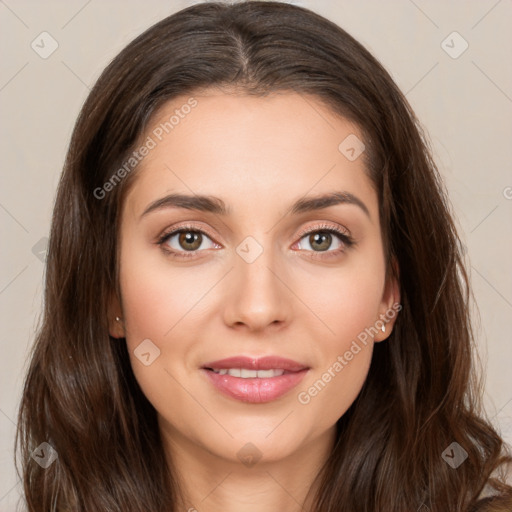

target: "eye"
[294,223,354,258]
[157,225,219,259]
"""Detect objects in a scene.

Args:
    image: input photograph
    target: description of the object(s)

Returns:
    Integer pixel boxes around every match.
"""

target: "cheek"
[118,240,222,398]
[119,241,204,347]
[294,251,386,347]
[118,246,201,418]
[295,276,378,424]
[120,269,175,346]
[293,254,385,418]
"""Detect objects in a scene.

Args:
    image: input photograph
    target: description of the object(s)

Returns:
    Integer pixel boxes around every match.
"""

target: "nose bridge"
[223,232,290,330]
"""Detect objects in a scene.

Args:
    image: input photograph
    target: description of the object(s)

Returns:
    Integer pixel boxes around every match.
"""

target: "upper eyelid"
[295,223,350,239]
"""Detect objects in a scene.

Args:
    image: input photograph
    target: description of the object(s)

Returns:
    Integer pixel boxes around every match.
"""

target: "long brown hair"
[15,1,512,510]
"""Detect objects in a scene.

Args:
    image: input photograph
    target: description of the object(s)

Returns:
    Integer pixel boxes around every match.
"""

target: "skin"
[109,90,400,512]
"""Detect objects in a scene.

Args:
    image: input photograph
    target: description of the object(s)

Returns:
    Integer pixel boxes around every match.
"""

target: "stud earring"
[381,324,386,333]
[115,316,122,322]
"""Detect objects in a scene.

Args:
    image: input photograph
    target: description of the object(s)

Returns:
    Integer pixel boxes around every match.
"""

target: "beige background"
[1,0,511,509]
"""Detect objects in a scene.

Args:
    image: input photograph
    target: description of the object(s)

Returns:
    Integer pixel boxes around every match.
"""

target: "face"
[109,90,399,467]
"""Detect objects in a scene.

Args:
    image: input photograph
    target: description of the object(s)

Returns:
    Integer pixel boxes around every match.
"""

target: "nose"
[222,239,292,333]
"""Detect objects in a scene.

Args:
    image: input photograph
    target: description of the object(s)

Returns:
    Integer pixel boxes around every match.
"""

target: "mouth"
[200,355,310,403]
[201,355,309,373]
[205,368,291,378]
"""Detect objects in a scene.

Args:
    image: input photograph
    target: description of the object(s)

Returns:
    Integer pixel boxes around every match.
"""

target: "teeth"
[211,368,285,378]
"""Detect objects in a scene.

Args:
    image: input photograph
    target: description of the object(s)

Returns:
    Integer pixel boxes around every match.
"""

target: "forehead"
[123,91,377,221]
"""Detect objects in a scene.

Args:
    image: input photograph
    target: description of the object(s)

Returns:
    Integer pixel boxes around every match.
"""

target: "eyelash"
[156,223,355,260]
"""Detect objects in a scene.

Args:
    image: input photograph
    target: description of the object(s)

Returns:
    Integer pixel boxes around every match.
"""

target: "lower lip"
[201,368,309,403]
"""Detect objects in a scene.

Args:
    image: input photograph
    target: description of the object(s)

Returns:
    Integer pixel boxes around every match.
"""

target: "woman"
[15,1,512,511]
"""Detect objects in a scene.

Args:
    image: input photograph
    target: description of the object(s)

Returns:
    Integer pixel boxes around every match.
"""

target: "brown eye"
[307,232,333,252]
[293,224,355,260]
[177,231,203,251]
[297,229,346,253]
[158,227,218,257]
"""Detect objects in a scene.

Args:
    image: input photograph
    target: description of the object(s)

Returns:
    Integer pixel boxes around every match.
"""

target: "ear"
[374,258,401,342]
[107,291,125,339]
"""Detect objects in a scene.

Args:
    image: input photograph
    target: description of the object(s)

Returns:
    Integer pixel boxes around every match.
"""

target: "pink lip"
[201,355,310,403]
[202,368,309,403]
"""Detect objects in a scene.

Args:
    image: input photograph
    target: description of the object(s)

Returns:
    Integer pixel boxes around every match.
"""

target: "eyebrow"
[140,191,370,219]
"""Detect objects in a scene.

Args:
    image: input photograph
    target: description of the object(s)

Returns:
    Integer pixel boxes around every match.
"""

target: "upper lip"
[202,356,309,372]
